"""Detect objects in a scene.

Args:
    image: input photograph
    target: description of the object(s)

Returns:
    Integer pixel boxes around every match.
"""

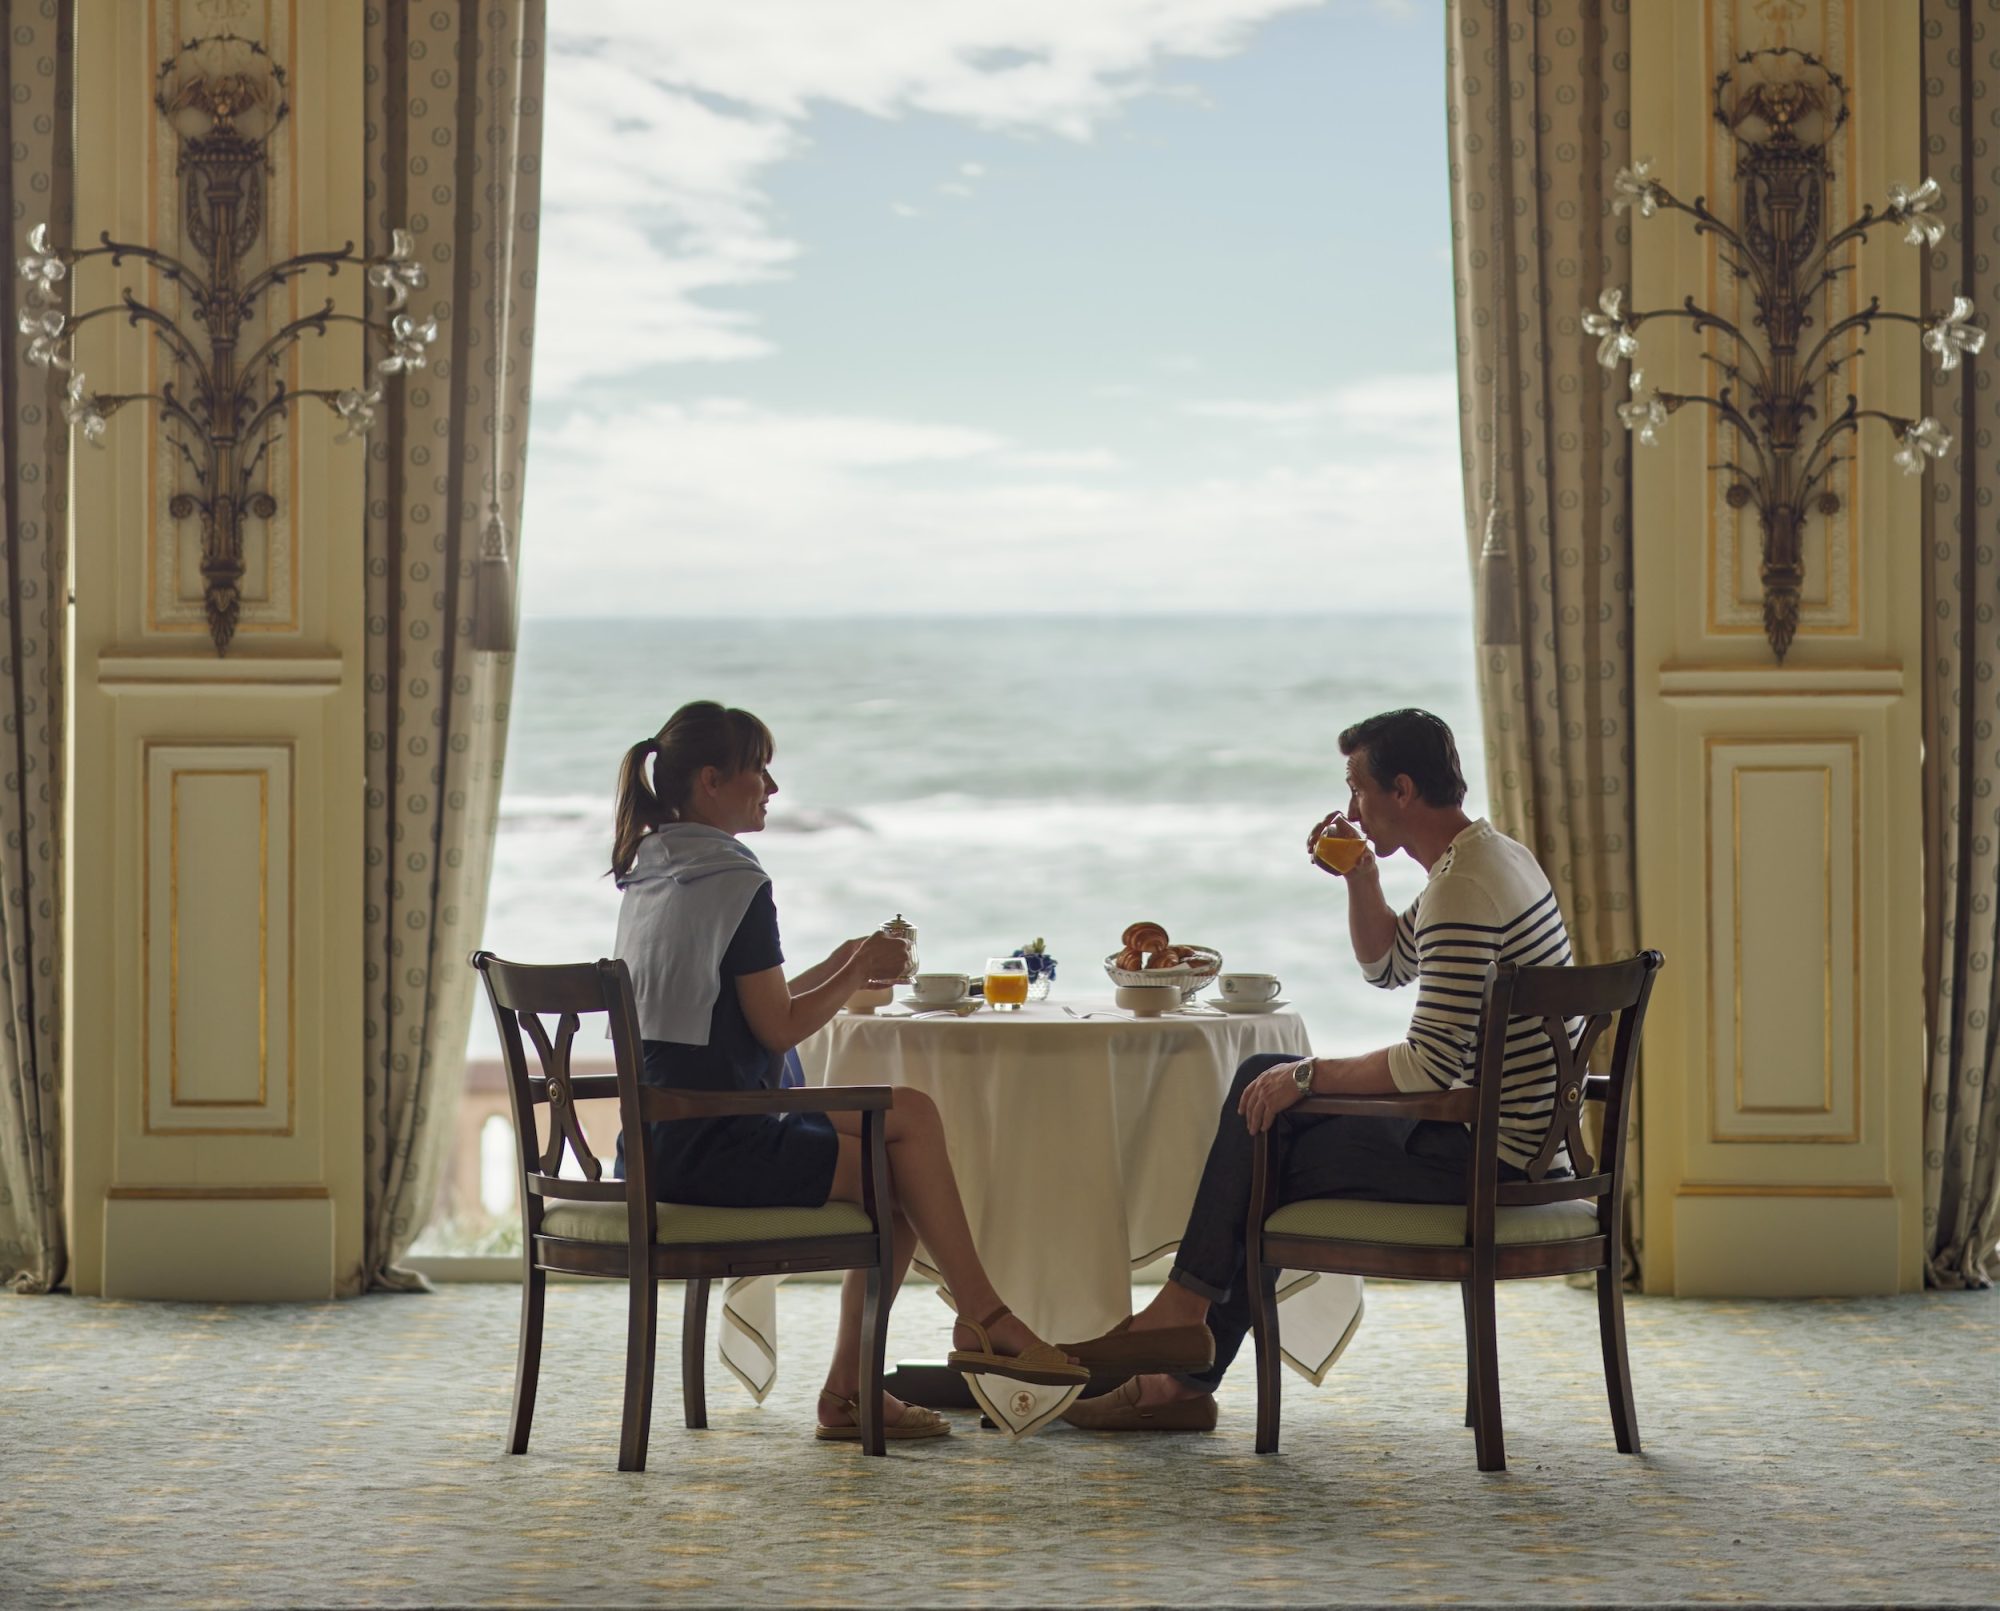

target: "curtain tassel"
[1476,502,1520,648]
[472,505,517,654]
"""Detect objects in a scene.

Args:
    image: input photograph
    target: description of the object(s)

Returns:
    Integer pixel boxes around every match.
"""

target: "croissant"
[1145,947,1185,969]
[1116,946,1146,972]
[1122,920,1169,950]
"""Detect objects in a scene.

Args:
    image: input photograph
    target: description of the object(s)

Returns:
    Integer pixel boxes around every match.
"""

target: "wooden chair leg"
[1597,1263,1641,1454]
[681,1278,710,1431]
[859,1263,887,1457]
[1468,1275,1505,1473]
[506,1265,546,1455]
[1459,1280,1476,1430]
[1248,1263,1282,1454]
[618,1269,658,1472]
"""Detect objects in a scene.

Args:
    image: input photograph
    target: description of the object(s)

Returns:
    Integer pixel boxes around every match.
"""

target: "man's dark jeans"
[1169,1052,1527,1393]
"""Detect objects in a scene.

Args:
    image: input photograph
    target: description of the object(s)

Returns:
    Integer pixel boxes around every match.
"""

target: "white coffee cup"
[1218,972,1282,1004]
[1114,983,1179,1017]
[910,972,970,1005]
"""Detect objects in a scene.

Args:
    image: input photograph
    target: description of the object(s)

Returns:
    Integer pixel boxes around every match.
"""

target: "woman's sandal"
[812,1388,950,1442]
[946,1305,1091,1386]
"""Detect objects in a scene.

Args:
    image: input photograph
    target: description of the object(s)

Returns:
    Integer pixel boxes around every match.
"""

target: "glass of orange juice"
[1314,832,1369,874]
[984,956,1031,1010]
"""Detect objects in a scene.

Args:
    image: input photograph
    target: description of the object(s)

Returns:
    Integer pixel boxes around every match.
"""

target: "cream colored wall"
[65,0,368,1298]
[1631,1,1926,1294]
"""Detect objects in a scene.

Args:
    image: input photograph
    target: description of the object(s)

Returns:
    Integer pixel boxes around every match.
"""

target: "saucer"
[1208,997,1288,1015]
[900,996,981,1015]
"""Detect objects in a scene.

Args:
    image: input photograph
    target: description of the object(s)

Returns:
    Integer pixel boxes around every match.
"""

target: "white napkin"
[719,1274,783,1403]
[963,1373,1084,1437]
[1271,1270,1366,1385]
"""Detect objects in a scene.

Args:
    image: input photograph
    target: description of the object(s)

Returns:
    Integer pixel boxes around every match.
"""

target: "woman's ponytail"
[608,701,774,878]
[609,737,664,879]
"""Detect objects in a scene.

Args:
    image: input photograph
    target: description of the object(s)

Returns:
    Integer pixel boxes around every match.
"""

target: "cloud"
[537,0,1326,399]
[518,377,1470,617]
[1182,373,1461,436]
[1001,447,1125,471]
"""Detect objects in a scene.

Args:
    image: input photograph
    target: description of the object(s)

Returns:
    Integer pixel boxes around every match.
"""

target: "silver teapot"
[881,913,918,983]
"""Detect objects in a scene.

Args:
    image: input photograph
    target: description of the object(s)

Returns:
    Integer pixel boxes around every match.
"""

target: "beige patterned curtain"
[361,0,544,1290]
[1919,0,2000,1291]
[1445,1,1642,1273]
[0,1,72,1296]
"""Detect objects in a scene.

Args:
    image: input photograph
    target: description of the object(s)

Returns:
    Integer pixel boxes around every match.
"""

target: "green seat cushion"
[539,1199,874,1245]
[1264,1197,1599,1246]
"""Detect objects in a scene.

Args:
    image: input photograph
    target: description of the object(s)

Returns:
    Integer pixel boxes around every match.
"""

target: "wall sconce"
[1584,48,1982,662]
[15,33,439,654]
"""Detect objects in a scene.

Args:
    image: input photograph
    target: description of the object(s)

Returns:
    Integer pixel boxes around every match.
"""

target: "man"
[1061,707,1576,1430]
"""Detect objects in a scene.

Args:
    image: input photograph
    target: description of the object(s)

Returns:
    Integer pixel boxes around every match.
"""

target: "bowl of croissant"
[1104,921,1222,1003]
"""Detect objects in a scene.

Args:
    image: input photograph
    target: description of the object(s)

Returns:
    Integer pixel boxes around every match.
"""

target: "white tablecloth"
[719,1000,1364,1431]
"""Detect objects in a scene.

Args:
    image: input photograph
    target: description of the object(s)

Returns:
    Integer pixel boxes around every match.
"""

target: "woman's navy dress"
[614,884,839,1208]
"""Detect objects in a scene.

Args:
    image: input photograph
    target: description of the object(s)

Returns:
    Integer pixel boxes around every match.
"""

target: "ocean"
[474,613,1486,1061]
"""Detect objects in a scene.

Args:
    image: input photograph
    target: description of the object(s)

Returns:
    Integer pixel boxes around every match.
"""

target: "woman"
[610,700,1084,1442]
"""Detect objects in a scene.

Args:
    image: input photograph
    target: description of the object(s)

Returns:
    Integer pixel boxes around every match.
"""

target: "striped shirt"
[1362,819,1578,1171]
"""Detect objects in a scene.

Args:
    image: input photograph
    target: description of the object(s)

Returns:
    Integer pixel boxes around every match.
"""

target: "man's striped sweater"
[1362,819,1579,1171]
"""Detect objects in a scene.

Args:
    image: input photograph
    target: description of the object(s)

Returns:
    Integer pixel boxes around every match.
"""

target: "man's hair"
[1338,708,1467,808]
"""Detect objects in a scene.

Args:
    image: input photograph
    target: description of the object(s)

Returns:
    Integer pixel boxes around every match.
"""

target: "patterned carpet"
[5,1278,1995,1608]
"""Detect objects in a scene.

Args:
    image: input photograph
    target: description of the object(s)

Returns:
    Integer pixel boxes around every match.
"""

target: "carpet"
[4,1278,1994,1607]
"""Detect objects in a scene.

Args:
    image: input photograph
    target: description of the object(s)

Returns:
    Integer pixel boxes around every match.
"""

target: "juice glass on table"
[984,956,1030,1010]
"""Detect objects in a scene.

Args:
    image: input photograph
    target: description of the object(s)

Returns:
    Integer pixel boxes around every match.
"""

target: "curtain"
[360,0,544,1290]
[1444,2,1642,1275]
[1918,0,2000,1291]
[0,1,72,1296]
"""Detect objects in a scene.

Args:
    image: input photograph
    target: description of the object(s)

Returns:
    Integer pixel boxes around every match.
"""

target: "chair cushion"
[539,1199,874,1245]
[1264,1197,1600,1246]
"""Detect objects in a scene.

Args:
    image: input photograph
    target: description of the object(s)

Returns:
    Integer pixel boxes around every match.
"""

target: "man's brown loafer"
[1058,1316,1216,1373]
[1060,1377,1217,1432]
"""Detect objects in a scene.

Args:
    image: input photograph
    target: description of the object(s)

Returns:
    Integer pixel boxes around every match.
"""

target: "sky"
[519,0,1466,617]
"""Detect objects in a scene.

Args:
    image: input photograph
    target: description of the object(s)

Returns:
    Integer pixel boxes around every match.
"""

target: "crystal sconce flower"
[1587,49,1982,662]
[15,34,440,653]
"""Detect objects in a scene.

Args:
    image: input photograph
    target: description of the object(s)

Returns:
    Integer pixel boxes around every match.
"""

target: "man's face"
[1345,749,1405,858]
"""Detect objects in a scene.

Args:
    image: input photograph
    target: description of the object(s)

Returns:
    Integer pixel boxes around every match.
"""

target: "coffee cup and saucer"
[1208,972,1286,1015]
[903,973,979,1014]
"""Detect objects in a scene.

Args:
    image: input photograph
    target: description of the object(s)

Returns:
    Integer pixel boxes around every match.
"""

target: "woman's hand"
[1240,1059,1313,1135]
[851,931,909,986]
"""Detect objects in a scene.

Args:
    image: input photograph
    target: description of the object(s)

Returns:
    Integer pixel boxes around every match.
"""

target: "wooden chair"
[1246,950,1664,1472]
[470,950,896,1464]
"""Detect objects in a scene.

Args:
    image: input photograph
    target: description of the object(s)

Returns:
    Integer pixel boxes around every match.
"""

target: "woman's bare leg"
[818,1209,916,1421]
[826,1089,1063,1361]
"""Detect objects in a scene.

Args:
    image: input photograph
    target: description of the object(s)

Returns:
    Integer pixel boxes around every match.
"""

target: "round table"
[801,998,1310,1340]
[716,998,1366,1433]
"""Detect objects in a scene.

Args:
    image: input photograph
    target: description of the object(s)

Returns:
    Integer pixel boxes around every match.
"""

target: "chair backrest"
[1471,950,1664,1211]
[468,951,655,1247]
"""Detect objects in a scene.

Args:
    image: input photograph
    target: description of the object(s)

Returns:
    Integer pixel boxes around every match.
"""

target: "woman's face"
[705,757,778,835]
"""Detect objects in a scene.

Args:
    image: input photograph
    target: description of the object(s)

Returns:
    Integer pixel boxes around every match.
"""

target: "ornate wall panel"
[141,743,293,1135]
[145,0,301,639]
[1632,0,1926,1294]
[1704,736,1859,1142]
[67,0,367,1298]
[1703,0,1862,641]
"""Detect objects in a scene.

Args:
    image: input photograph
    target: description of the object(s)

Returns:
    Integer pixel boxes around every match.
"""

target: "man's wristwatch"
[1291,1058,1317,1096]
